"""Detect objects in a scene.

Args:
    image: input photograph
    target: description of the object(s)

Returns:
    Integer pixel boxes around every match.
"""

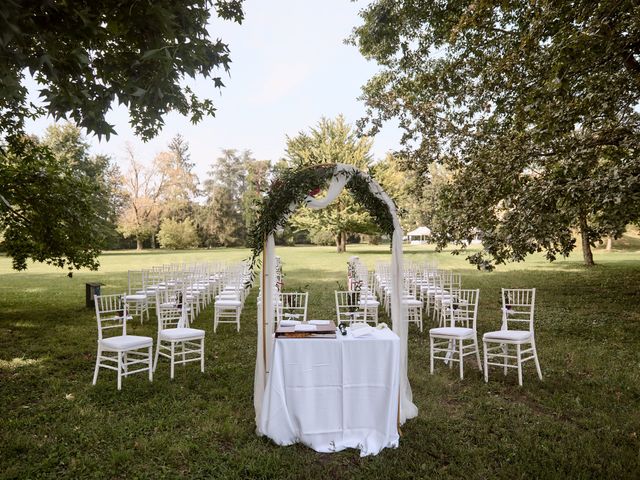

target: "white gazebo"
[407,226,432,244]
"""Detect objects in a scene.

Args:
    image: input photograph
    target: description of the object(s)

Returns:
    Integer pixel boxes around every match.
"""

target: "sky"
[23,0,401,181]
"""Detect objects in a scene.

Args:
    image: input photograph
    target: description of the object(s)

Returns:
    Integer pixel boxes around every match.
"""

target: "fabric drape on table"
[258,329,401,456]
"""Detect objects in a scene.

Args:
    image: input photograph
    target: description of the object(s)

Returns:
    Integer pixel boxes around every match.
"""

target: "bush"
[157,218,199,249]
[309,230,336,246]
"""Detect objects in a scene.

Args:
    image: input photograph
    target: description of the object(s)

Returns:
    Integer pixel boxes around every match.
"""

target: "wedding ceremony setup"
[3,0,638,477]
[88,163,547,457]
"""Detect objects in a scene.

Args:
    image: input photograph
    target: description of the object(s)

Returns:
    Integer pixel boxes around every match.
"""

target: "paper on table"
[294,324,317,332]
[280,320,301,327]
[309,320,330,325]
[350,325,375,338]
[350,322,370,330]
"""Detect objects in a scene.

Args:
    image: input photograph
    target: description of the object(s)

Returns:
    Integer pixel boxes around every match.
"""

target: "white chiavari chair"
[93,293,153,390]
[430,289,482,379]
[483,288,542,386]
[154,287,205,379]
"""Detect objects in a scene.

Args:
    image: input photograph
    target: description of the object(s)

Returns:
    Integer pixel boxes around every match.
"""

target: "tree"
[372,153,430,232]
[42,123,125,240]
[0,135,109,272]
[352,0,640,267]
[0,0,244,271]
[1,0,244,142]
[117,146,167,251]
[200,149,266,247]
[199,186,244,247]
[157,218,199,249]
[285,116,377,252]
[157,134,199,222]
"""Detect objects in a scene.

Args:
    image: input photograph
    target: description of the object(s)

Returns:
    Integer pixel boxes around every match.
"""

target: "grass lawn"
[1,243,639,479]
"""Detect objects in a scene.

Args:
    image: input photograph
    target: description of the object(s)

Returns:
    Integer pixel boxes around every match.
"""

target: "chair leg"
[200,339,205,373]
[474,337,482,371]
[531,338,543,380]
[117,352,123,390]
[502,343,508,376]
[429,336,434,374]
[148,346,153,382]
[214,309,218,333]
[236,308,240,332]
[153,340,160,372]
[170,342,175,380]
[92,347,101,385]
[459,339,464,379]
[448,340,454,369]
[516,344,523,386]
[483,341,489,382]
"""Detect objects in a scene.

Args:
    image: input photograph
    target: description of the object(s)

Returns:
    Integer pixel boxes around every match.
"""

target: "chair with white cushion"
[402,275,423,332]
[214,282,242,332]
[124,269,150,324]
[430,289,481,379]
[483,288,542,386]
[93,293,153,390]
[154,288,205,379]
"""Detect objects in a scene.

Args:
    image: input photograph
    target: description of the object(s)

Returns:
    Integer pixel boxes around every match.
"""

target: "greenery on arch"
[247,163,395,272]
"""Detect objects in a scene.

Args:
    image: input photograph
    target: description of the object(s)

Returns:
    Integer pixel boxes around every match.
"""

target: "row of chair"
[124,262,233,324]
[93,261,251,389]
[349,257,543,386]
[429,288,543,385]
[92,290,205,390]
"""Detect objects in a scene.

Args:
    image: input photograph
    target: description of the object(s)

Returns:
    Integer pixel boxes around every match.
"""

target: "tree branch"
[0,192,28,222]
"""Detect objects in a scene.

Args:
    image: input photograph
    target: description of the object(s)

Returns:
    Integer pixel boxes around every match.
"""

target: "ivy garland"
[247,163,396,276]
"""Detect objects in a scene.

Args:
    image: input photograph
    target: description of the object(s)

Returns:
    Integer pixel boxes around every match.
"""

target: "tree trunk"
[150,234,156,249]
[336,231,347,253]
[605,235,612,252]
[579,215,595,266]
[136,237,143,251]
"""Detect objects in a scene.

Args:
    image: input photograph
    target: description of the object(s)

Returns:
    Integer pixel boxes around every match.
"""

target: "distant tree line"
[1,118,424,262]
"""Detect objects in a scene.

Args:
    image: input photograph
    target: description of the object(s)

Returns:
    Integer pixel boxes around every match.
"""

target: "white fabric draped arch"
[254,163,418,429]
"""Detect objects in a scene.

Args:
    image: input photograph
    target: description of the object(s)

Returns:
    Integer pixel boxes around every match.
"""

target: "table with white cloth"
[258,326,400,457]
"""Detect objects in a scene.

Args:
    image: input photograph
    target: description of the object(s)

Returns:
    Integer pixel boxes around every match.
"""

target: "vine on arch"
[246,163,396,276]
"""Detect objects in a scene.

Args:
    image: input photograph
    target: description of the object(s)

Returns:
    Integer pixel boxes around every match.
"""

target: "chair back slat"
[449,289,479,329]
[502,288,536,331]
[94,293,128,340]
[335,290,363,324]
[278,292,309,322]
[156,287,188,329]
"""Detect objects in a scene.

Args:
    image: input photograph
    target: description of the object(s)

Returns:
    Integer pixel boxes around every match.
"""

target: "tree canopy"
[285,116,378,252]
[0,0,244,271]
[0,0,244,141]
[0,126,117,271]
[352,0,640,267]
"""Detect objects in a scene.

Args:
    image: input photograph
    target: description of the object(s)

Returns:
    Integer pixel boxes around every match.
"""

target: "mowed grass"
[1,243,639,479]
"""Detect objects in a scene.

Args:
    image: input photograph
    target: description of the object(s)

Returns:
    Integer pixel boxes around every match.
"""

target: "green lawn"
[1,244,639,479]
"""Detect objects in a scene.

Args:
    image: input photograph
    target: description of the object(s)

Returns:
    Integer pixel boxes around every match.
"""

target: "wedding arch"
[248,163,418,427]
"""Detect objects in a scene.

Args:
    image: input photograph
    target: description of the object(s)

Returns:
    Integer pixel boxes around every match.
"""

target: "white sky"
[23,0,401,181]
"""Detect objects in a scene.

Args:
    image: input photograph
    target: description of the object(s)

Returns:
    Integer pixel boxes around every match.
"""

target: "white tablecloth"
[258,327,400,456]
